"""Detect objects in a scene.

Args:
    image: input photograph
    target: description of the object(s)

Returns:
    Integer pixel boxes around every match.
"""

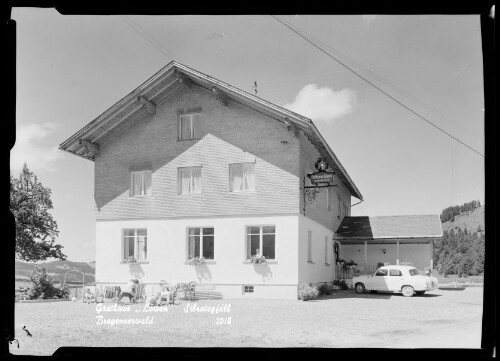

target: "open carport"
[333,215,443,280]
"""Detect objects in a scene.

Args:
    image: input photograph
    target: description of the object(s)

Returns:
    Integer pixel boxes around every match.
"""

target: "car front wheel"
[355,283,366,294]
[401,285,415,297]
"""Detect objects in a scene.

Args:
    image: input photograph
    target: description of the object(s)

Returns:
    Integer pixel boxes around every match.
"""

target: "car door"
[370,268,389,291]
[386,268,404,291]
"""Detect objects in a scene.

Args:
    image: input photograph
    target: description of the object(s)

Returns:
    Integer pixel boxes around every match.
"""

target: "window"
[337,195,341,218]
[389,269,402,276]
[178,114,201,140]
[122,229,147,261]
[409,268,426,276]
[130,170,152,197]
[325,236,330,265]
[229,163,255,192]
[187,227,214,260]
[243,285,254,293]
[246,225,275,260]
[343,204,349,217]
[307,230,313,262]
[178,167,202,194]
[326,188,331,210]
[375,269,388,276]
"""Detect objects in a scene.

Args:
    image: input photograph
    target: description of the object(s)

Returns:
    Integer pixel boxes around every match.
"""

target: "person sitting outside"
[118,279,138,303]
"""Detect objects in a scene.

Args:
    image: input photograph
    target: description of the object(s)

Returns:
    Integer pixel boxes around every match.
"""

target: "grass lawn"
[11,287,483,354]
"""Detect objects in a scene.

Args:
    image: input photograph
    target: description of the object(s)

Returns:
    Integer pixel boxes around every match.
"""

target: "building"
[60,61,364,299]
[333,215,443,285]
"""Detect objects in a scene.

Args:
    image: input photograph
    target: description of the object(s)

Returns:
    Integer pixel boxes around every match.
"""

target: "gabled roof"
[334,215,443,239]
[59,61,362,200]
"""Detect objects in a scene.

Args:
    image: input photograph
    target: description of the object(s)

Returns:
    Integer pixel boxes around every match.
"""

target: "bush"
[15,286,32,302]
[333,279,349,290]
[298,283,319,301]
[318,283,334,296]
[28,265,70,300]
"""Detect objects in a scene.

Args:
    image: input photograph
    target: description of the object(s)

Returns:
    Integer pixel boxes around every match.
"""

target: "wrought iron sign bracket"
[302,177,338,216]
[302,157,337,216]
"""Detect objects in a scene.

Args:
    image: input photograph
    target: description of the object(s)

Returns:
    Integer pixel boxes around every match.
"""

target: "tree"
[27,265,70,300]
[10,164,66,261]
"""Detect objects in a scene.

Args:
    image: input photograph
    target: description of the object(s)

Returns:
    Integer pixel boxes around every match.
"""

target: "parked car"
[352,265,439,297]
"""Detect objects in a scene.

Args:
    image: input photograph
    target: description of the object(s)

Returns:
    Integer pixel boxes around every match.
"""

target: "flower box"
[187,257,206,266]
[251,255,266,264]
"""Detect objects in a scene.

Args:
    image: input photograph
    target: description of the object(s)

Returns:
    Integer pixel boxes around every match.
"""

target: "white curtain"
[131,171,151,196]
[143,171,152,195]
[243,163,255,191]
[180,168,191,194]
[124,237,130,259]
[192,167,201,193]
[137,236,147,260]
[192,114,201,139]
[180,115,191,140]
[132,172,141,196]
[230,164,243,191]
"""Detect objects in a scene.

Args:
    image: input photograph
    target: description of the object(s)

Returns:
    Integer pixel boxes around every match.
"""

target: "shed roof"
[59,61,362,200]
[334,215,443,239]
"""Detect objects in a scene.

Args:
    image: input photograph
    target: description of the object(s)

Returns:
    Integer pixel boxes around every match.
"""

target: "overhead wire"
[120,15,178,61]
[271,15,484,158]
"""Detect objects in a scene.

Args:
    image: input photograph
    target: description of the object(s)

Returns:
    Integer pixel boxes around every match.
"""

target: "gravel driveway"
[11,287,483,354]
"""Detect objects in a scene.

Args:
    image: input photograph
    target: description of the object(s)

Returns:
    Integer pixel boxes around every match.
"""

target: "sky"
[10,10,485,262]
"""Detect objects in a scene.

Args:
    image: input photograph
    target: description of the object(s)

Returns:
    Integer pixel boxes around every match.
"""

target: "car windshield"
[408,268,426,276]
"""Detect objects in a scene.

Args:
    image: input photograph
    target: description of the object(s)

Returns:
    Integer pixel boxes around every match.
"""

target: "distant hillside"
[15,260,95,284]
[441,205,485,234]
[434,202,485,276]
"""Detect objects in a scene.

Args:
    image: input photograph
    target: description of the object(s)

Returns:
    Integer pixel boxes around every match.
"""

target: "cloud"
[207,32,226,41]
[283,84,356,123]
[10,122,63,173]
[362,15,377,25]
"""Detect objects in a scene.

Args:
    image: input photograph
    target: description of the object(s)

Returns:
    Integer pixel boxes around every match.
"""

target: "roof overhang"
[333,237,441,245]
[59,61,363,200]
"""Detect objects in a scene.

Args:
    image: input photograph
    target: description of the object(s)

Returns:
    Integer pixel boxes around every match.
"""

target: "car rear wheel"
[415,291,425,295]
[355,283,365,294]
[401,285,415,297]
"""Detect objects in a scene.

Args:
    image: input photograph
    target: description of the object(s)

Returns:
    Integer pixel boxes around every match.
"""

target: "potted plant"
[187,257,206,266]
[126,256,137,264]
[251,249,266,264]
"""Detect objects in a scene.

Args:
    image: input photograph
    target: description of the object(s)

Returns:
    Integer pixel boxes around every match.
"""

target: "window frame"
[122,228,148,262]
[324,236,330,265]
[129,170,152,197]
[375,268,388,276]
[389,269,402,276]
[245,225,276,261]
[178,166,202,195]
[178,113,201,141]
[186,226,215,260]
[326,187,331,210]
[229,162,256,192]
[307,230,313,263]
[337,194,341,219]
[243,285,254,294]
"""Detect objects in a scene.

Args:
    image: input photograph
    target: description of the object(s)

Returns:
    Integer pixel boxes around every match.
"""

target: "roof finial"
[252,81,258,95]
